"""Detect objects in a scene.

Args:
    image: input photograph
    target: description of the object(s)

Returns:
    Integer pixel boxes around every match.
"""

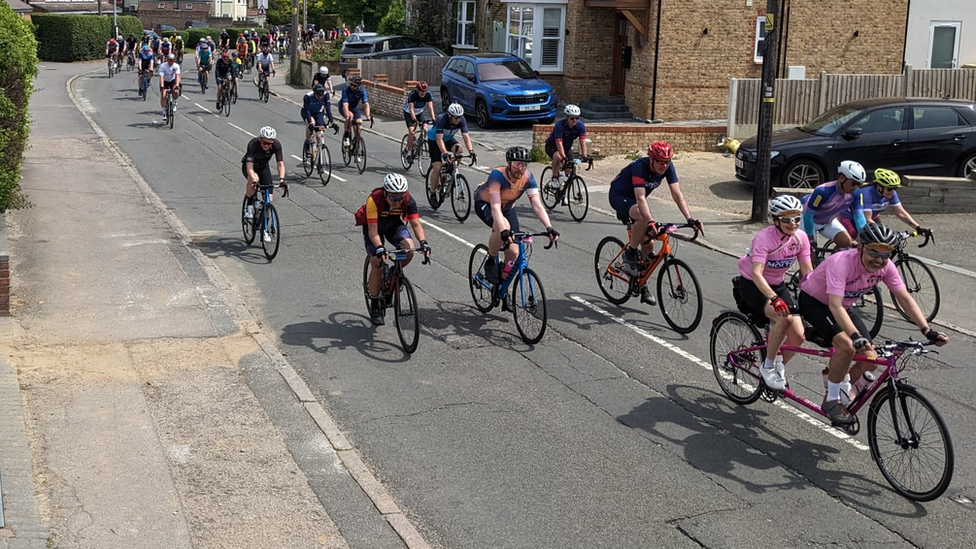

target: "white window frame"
[927,21,961,69]
[503,1,566,73]
[753,16,766,64]
[455,0,476,48]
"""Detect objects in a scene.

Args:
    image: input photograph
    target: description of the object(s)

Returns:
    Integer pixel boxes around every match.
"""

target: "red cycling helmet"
[221,51,230,58]
[416,80,428,92]
[648,141,674,161]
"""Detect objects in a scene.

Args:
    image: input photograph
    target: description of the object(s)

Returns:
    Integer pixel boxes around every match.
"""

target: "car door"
[905,105,971,175]
[829,106,908,175]
[456,60,478,113]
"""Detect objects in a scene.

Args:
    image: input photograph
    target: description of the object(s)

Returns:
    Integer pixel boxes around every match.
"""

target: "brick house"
[137,0,212,30]
[455,0,909,121]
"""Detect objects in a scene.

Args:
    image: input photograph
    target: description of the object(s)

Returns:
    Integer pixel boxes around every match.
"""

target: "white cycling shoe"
[760,366,787,391]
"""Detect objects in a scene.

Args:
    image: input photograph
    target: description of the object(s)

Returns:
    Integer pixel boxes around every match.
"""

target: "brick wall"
[137,1,212,32]
[531,123,725,156]
[0,215,9,315]
[363,79,408,119]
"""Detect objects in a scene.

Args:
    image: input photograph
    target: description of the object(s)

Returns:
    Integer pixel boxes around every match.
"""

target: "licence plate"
[518,105,540,112]
[735,157,744,169]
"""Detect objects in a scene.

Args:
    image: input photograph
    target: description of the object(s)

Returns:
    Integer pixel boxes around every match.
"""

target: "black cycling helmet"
[858,222,897,248]
[312,83,325,95]
[505,146,531,163]
[349,75,363,86]
[220,29,228,36]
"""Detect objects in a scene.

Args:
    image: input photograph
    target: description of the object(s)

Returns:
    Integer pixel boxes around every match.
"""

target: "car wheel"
[782,159,825,189]
[441,87,452,113]
[475,99,493,129]
[958,150,976,178]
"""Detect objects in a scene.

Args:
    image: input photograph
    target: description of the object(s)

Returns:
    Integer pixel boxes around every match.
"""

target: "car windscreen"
[343,44,374,54]
[477,60,536,82]
[801,104,867,136]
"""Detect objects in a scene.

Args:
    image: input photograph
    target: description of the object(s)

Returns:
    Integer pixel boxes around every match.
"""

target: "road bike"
[216,79,232,117]
[595,220,704,334]
[424,151,474,222]
[709,308,953,501]
[197,64,210,94]
[230,76,239,104]
[257,70,272,103]
[126,51,136,71]
[164,86,177,129]
[540,155,593,222]
[138,70,151,100]
[361,248,430,354]
[107,56,117,77]
[469,231,555,344]
[241,181,289,260]
[341,116,372,175]
[303,123,338,185]
[885,230,939,322]
[399,120,432,176]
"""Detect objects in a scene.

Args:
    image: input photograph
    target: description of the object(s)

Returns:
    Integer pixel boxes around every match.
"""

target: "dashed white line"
[193,102,215,116]
[569,294,868,450]
[288,155,347,182]
[419,219,477,248]
[229,122,257,137]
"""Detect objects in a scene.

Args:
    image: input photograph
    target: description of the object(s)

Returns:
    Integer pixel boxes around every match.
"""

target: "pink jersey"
[800,248,905,309]
[737,227,811,286]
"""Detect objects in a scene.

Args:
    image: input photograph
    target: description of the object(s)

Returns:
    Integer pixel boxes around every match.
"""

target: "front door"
[611,14,627,96]
[928,22,960,69]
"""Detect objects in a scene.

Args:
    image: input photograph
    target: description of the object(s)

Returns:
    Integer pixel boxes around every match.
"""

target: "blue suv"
[440,52,557,129]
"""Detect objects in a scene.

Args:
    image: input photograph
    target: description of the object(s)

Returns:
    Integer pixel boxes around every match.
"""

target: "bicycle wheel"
[855,286,884,340]
[354,136,367,174]
[594,236,631,305]
[510,267,547,344]
[341,138,352,167]
[223,89,232,117]
[867,384,953,501]
[318,143,332,185]
[539,166,560,211]
[241,197,256,245]
[423,166,442,210]
[417,141,430,176]
[361,255,372,314]
[709,312,765,405]
[400,134,413,169]
[394,276,421,354]
[468,244,494,313]
[232,83,238,104]
[142,78,148,101]
[892,256,940,322]
[657,257,703,334]
[260,203,281,260]
[451,173,471,222]
[168,97,175,129]
[565,175,589,222]
[302,141,314,177]
[262,83,270,103]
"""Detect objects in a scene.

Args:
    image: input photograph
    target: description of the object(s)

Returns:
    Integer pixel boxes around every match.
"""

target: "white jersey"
[256,52,274,67]
[159,62,181,82]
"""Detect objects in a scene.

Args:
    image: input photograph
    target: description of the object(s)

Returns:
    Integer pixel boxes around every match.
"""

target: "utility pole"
[290,0,300,84]
[113,0,118,39]
[750,0,782,222]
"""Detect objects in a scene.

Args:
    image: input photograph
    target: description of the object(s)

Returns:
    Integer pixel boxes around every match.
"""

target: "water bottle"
[501,261,515,280]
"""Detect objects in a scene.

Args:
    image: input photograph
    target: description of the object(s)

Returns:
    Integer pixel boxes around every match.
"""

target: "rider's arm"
[802,206,816,237]
[633,187,654,222]
[408,217,427,243]
[245,161,259,182]
[889,203,921,230]
[426,99,435,121]
[750,262,781,302]
[851,189,867,232]
[462,133,475,154]
[666,181,694,222]
[527,190,553,230]
[366,221,382,248]
[436,133,448,156]
[362,92,371,118]
[277,160,286,182]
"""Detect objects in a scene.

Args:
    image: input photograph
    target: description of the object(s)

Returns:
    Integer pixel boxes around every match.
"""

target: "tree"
[406,0,453,51]
[266,0,291,26]
[377,0,405,36]
[0,3,39,211]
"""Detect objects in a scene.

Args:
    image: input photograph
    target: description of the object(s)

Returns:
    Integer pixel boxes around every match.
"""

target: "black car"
[358,46,446,61]
[735,97,976,188]
[339,35,422,79]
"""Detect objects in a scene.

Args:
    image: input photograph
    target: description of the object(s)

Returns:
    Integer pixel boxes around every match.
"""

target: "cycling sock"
[826,381,841,402]
[762,358,774,370]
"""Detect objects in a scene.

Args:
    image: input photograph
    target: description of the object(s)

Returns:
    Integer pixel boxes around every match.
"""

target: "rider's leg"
[550,151,563,182]
[626,203,649,250]
[396,231,415,267]
[823,219,853,249]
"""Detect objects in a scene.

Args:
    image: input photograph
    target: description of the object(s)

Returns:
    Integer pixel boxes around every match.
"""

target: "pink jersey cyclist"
[737,226,811,286]
[800,247,904,309]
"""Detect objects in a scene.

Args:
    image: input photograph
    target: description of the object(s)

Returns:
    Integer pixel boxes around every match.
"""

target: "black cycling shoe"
[485,263,501,285]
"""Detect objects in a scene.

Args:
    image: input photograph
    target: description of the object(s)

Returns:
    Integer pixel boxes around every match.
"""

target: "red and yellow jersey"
[364,188,419,225]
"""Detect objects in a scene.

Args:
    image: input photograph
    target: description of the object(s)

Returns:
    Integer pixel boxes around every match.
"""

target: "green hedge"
[161,30,189,45]
[0,3,39,212]
[183,27,267,50]
[34,14,143,61]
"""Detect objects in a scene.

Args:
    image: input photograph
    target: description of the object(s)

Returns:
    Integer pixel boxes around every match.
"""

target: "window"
[851,108,905,134]
[157,3,164,8]
[184,3,191,7]
[505,3,565,72]
[753,16,766,63]
[913,106,965,129]
[456,1,476,47]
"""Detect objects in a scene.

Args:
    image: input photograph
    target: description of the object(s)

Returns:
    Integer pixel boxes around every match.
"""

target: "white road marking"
[289,155,347,182]
[229,122,256,137]
[419,219,476,248]
[193,102,215,116]
[569,294,869,451]
[914,255,976,279]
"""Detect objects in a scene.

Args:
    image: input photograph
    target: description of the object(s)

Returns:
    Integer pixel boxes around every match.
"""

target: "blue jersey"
[301,91,329,121]
[427,111,468,141]
[801,180,855,235]
[841,186,901,232]
[340,87,368,109]
[545,119,586,150]
[403,90,433,114]
[608,158,678,198]
[474,166,540,212]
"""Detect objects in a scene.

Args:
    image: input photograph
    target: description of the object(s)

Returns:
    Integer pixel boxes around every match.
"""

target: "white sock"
[827,381,841,402]
[762,358,774,370]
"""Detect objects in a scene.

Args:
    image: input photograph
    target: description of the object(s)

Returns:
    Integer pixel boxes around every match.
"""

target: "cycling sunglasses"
[509,160,527,170]
[864,246,893,259]
[777,215,802,224]
[387,193,405,202]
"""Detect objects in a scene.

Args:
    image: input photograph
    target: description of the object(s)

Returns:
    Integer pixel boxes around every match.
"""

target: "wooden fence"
[358,57,449,87]
[728,66,976,138]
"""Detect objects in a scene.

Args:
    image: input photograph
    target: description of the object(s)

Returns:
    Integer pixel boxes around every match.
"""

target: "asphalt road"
[74,64,976,549]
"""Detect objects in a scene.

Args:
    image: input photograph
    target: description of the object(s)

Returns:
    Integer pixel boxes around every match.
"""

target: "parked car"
[143,30,161,42]
[735,97,976,188]
[157,24,177,33]
[358,46,446,61]
[339,35,422,79]
[184,21,208,29]
[346,32,378,43]
[440,52,557,129]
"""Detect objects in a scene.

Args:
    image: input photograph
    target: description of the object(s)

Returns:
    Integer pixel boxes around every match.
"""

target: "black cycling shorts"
[545,141,575,161]
[474,201,520,232]
[798,290,870,343]
[428,138,459,162]
[735,276,794,320]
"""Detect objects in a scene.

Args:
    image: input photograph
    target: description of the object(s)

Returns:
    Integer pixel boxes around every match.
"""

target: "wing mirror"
[843,127,863,140]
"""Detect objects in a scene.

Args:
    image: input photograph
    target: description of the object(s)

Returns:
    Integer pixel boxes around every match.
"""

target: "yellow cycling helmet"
[874,168,901,188]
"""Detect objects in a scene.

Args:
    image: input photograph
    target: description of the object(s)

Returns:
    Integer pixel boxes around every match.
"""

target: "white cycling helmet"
[447,103,464,117]
[838,160,867,183]
[259,126,277,140]
[564,104,580,116]
[319,66,329,75]
[768,194,804,216]
[163,38,170,43]
[383,173,409,193]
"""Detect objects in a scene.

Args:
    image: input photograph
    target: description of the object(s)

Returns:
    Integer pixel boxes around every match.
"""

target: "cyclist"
[798,222,949,425]
[195,38,213,92]
[403,81,435,162]
[229,50,243,97]
[311,65,334,95]
[545,104,590,190]
[426,102,476,202]
[137,44,155,94]
[473,146,559,286]
[302,84,332,157]
[150,34,161,62]
[173,34,184,63]
[205,35,217,55]
[105,37,119,71]
[125,33,138,61]
[255,46,275,90]
[242,126,287,238]
[236,32,249,60]
[840,168,932,238]
[219,29,230,50]
[247,33,258,65]
[158,53,181,122]
[339,75,372,149]
[800,160,866,250]
[359,173,431,326]
[259,31,271,50]
[736,194,813,390]
[608,140,702,279]
[159,38,172,62]
[214,51,235,110]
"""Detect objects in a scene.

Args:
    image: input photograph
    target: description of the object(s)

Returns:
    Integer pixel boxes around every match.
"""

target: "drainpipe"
[650,0,663,120]
[778,0,789,78]
[901,0,911,70]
